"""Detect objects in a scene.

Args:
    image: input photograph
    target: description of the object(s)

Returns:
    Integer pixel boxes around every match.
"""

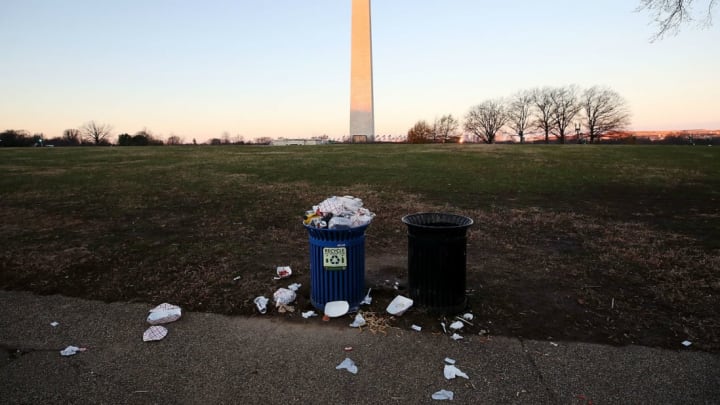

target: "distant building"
[270,138,326,146]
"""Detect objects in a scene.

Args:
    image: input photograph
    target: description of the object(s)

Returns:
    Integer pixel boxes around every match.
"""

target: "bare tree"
[464,99,508,144]
[549,85,582,144]
[507,90,534,144]
[581,86,632,143]
[532,87,555,144]
[638,0,717,40]
[62,128,81,146]
[81,121,112,145]
[433,114,460,143]
[407,120,433,143]
[166,134,184,145]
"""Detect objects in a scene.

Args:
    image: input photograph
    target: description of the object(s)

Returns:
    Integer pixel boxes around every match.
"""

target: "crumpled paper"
[349,314,366,328]
[143,325,168,342]
[60,346,86,356]
[444,364,469,380]
[254,296,269,314]
[336,357,358,374]
[432,389,454,401]
[147,303,182,325]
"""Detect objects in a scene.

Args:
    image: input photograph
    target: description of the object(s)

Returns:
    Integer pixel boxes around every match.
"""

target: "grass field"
[1,144,719,350]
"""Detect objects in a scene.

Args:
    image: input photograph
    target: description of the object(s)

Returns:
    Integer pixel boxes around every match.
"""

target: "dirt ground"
[2,193,718,352]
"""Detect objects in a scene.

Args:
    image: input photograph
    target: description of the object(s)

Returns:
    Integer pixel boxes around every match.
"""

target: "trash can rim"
[401,212,473,229]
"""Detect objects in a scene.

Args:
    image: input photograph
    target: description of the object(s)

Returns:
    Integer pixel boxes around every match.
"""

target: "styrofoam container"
[324,300,350,317]
[386,295,413,316]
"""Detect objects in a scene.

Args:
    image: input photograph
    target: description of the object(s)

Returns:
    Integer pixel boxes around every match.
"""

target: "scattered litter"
[343,346,353,352]
[349,314,366,328]
[550,342,559,347]
[287,283,302,292]
[449,321,464,331]
[444,357,456,365]
[682,340,692,347]
[478,329,488,336]
[277,304,295,313]
[450,333,463,341]
[60,346,86,356]
[232,275,242,281]
[432,389,454,401]
[274,266,292,280]
[147,303,182,325]
[302,310,318,319]
[50,321,59,327]
[411,324,422,332]
[393,281,400,290]
[324,301,350,318]
[462,313,474,321]
[361,289,372,305]
[143,326,168,342]
[254,296,269,314]
[273,288,297,306]
[455,316,474,326]
[387,295,413,316]
[336,357,358,374]
[444,364,469,380]
[440,322,447,334]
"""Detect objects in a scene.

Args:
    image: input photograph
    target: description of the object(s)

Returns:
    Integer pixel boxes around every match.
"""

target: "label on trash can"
[323,247,347,270]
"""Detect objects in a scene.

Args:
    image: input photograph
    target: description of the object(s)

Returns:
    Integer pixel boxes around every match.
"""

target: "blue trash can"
[305,224,369,312]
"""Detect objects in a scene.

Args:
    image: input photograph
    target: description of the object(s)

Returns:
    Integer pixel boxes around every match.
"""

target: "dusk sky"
[1,0,718,143]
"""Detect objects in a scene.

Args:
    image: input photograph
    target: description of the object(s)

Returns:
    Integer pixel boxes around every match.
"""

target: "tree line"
[407,85,632,144]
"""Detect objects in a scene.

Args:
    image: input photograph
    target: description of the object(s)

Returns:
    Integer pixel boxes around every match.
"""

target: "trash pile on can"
[303,195,375,229]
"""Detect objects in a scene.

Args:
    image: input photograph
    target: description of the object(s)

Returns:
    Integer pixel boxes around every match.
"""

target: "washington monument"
[350,0,374,143]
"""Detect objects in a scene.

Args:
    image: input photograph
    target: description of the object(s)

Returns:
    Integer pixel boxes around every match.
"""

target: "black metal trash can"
[401,213,473,312]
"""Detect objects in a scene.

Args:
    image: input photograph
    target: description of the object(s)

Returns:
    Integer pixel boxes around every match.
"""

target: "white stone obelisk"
[350,0,374,143]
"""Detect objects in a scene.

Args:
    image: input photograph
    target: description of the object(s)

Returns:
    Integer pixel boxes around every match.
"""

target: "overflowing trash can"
[401,212,473,312]
[303,196,375,312]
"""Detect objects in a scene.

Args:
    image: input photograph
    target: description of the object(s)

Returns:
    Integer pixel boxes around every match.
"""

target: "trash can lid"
[401,212,473,229]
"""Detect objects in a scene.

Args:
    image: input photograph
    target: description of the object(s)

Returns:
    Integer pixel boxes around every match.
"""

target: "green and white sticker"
[323,247,347,270]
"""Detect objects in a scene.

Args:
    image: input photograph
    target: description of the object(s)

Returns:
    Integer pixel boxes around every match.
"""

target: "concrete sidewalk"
[1,290,718,404]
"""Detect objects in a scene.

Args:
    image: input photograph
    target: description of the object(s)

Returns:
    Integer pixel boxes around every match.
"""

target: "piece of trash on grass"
[254,296,269,314]
[682,340,692,347]
[324,301,349,318]
[387,295,413,316]
[50,321,59,327]
[232,275,242,281]
[350,314,366,328]
[455,316,474,326]
[449,321,464,331]
[147,303,182,325]
[393,281,400,290]
[361,288,372,305]
[343,346,353,352]
[462,313,474,321]
[273,288,297,306]
[287,283,302,292]
[444,364,469,380]
[274,266,292,280]
[478,329,488,336]
[550,342,559,347]
[302,310,317,319]
[336,357,358,374]
[277,304,295,313]
[60,346,87,356]
[450,333,463,341]
[432,389,454,401]
[143,326,168,342]
[444,357,456,365]
[411,324,422,332]
[440,322,447,334]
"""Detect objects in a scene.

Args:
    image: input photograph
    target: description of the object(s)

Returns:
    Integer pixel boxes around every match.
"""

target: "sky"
[1,0,718,143]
